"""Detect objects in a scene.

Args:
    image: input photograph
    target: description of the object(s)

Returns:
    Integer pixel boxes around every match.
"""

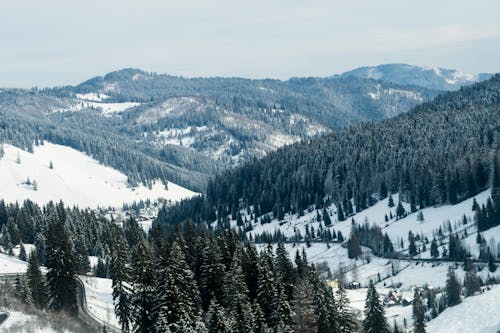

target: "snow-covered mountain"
[0,142,197,207]
[342,64,492,91]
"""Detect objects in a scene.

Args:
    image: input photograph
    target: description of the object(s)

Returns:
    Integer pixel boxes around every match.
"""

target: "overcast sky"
[1,0,499,87]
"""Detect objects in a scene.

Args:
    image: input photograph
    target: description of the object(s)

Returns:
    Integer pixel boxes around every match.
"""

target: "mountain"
[342,63,493,91]
[0,68,439,193]
[156,74,500,228]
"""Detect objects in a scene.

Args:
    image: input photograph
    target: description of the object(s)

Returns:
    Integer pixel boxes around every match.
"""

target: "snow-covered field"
[0,142,197,207]
[0,253,29,275]
[0,310,75,333]
[427,285,500,333]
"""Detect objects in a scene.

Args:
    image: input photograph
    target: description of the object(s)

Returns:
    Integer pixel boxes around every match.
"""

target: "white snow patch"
[0,142,198,208]
[427,285,500,333]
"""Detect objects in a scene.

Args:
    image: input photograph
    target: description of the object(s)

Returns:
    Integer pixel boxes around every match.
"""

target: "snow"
[57,100,140,114]
[75,92,110,102]
[0,142,198,208]
[0,253,28,275]
[427,285,500,333]
[80,276,119,330]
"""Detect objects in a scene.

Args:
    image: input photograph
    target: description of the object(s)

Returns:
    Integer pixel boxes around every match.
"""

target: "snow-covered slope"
[342,64,492,91]
[0,142,197,207]
[426,285,500,333]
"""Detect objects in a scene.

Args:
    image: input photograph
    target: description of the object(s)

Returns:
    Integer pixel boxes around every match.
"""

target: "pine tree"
[130,238,155,333]
[46,217,78,314]
[27,250,46,309]
[396,201,406,220]
[109,231,132,333]
[336,286,357,333]
[430,239,439,258]
[464,270,481,297]
[337,203,345,222]
[257,245,278,325]
[388,195,395,208]
[363,281,389,333]
[412,288,426,333]
[446,267,461,307]
[205,299,233,333]
[323,208,332,226]
[292,278,316,333]
[158,240,203,332]
[408,231,417,257]
[223,247,254,332]
[347,234,362,259]
[19,243,27,261]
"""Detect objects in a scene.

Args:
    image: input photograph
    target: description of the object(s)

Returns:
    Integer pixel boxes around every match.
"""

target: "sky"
[1,0,499,87]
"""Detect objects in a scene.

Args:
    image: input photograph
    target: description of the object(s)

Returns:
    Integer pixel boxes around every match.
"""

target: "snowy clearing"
[0,142,197,208]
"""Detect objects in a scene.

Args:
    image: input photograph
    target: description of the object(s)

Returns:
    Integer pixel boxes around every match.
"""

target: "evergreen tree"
[46,217,78,314]
[396,201,406,220]
[430,239,439,258]
[205,299,233,333]
[408,231,417,257]
[323,208,332,226]
[27,250,46,309]
[336,286,358,333]
[109,231,132,333]
[292,278,316,333]
[337,203,345,222]
[257,245,278,325]
[19,243,27,261]
[388,195,395,208]
[412,288,426,333]
[223,247,254,332]
[445,267,461,307]
[363,281,389,333]
[130,238,155,333]
[464,270,481,297]
[347,234,362,259]
[158,240,203,332]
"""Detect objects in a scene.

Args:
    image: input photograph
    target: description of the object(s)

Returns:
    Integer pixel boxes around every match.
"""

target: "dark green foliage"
[430,238,439,258]
[109,229,132,333]
[157,76,500,230]
[363,281,389,333]
[27,250,46,309]
[412,288,426,333]
[347,234,362,259]
[46,216,78,314]
[446,267,461,307]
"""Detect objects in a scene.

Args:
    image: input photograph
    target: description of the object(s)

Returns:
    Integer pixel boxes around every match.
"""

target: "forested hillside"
[0,67,441,192]
[156,74,500,229]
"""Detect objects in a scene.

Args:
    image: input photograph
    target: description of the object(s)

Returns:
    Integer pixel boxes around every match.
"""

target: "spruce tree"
[363,281,389,333]
[27,250,46,309]
[130,238,155,333]
[396,201,406,220]
[257,244,278,325]
[336,286,357,333]
[445,267,461,307]
[412,288,426,333]
[223,247,254,332]
[430,239,439,258]
[46,217,78,314]
[292,278,316,333]
[464,271,481,297]
[19,243,27,261]
[158,240,203,332]
[109,231,132,333]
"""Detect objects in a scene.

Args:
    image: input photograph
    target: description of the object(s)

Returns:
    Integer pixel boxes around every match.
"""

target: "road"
[0,273,120,333]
